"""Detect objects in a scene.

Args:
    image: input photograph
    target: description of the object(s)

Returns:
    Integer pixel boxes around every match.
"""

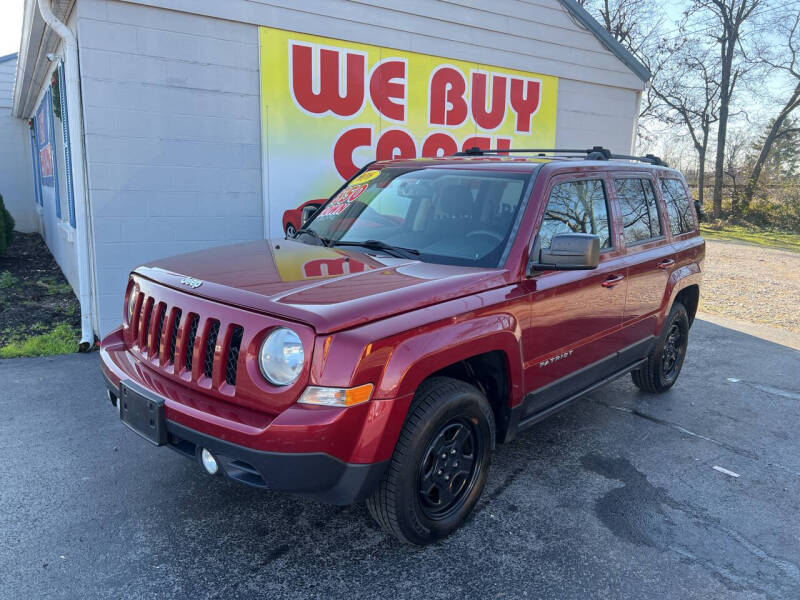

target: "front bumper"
[104,374,386,504]
[100,328,412,505]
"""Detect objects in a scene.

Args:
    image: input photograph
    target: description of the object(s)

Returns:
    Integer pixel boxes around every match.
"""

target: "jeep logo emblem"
[180,276,203,289]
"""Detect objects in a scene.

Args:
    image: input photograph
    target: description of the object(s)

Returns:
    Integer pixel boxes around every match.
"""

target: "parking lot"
[2,318,799,600]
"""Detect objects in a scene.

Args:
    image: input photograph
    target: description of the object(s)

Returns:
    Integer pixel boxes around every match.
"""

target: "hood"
[134,239,510,333]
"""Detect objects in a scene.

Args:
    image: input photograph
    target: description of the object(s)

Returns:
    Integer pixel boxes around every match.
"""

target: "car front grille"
[131,289,244,390]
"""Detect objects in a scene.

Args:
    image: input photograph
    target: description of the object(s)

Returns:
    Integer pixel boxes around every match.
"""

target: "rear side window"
[660,179,695,235]
[539,179,612,249]
[614,178,663,244]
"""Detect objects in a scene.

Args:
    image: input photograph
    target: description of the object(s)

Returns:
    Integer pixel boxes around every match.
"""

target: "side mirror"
[301,203,321,226]
[528,233,600,274]
[694,200,706,222]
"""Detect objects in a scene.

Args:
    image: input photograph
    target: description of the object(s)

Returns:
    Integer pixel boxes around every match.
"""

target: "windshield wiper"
[333,239,420,259]
[293,228,331,247]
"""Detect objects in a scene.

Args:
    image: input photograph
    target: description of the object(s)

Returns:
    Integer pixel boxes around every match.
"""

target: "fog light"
[200,448,219,475]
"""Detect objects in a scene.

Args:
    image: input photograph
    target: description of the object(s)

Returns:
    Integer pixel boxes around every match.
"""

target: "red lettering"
[509,78,541,133]
[495,137,512,155]
[291,43,365,117]
[428,67,468,127]
[461,136,491,153]
[303,257,368,278]
[376,129,416,161]
[422,132,458,157]
[471,72,507,130]
[333,127,372,179]
[370,60,406,122]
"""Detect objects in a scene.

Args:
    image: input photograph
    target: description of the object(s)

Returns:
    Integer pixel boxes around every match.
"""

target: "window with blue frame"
[34,87,61,219]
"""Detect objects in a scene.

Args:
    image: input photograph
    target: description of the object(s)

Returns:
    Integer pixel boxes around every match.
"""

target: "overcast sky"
[0,0,24,57]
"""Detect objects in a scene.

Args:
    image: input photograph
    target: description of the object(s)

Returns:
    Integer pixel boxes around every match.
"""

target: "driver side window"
[539,179,612,249]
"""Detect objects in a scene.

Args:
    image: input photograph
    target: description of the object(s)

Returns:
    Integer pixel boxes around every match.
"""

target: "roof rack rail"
[453,145,668,167]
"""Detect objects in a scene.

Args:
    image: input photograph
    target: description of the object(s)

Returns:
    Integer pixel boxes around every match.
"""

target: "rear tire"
[632,301,690,393]
[366,377,495,545]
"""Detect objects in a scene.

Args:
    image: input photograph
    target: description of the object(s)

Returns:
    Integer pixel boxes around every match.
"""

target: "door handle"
[601,274,625,288]
[658,259,675,270]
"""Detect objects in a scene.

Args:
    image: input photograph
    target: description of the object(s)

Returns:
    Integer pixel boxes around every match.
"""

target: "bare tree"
[689,0,764,218]
[744,10,800,209]
[577,0,663,58]
[577,0,664,119]
[650,38,721,207]
[723,128,752,212]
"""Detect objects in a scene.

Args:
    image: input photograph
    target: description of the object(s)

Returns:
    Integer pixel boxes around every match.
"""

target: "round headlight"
[258,328,304,386]
[127,286,138,323]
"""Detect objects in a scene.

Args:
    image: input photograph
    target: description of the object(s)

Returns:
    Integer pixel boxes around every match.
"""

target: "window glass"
[306,167,532,268]
[538,179,611,249]
[660,179,694,235]
[615,178,663,244]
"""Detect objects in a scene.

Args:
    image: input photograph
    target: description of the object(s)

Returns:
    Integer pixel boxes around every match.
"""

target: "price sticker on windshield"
[319,183,368,217]
[350,170,380,185]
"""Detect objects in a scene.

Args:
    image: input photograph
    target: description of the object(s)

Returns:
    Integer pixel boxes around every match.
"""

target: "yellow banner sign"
[259,26,558,235]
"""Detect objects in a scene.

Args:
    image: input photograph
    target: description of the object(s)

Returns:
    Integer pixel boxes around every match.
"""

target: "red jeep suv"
[100,147,704,545]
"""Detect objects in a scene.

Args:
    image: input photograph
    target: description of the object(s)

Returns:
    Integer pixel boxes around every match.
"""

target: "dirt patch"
[699,240,800,333]
[0,232,81,346]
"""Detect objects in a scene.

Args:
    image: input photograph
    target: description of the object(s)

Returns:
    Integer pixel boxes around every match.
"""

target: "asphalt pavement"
[1,318,799,599]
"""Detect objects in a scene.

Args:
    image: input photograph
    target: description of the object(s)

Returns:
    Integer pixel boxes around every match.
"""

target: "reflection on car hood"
[134,239,510,333]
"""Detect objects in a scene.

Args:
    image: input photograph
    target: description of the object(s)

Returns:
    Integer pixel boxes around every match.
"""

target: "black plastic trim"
[166,421,388,505]
[102,372,387,505]
[504,336,654,441]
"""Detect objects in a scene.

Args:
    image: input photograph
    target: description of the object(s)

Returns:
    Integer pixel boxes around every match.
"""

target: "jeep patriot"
[100,147,704,544]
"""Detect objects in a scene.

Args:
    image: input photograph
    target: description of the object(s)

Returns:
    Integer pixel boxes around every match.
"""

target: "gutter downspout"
[36,0,94,349]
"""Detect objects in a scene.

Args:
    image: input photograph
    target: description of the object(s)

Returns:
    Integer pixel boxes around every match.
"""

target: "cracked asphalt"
[1,318,799,599]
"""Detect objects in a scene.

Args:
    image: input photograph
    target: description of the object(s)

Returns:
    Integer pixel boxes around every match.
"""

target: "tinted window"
[539,179,611,249]
[615,178,663,244]
[660,179,694,235]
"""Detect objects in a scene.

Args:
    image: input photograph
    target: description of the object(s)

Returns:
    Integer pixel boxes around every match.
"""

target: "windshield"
[302,167,532,268]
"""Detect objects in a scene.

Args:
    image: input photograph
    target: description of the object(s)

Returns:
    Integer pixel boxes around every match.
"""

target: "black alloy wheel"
[367,377,495,545]
[418,417,484,520]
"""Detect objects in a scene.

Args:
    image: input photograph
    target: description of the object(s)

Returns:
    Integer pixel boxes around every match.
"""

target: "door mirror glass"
[528,233,600,274]
[301,204,319,225]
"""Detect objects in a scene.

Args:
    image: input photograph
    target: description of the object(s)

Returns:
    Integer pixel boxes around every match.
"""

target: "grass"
[39,276,74,295]
[0,323,79,359]
[0,270,18,289]
[700,224,800,253]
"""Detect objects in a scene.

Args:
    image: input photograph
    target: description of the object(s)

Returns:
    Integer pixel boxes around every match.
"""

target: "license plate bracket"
[119,381,167,445]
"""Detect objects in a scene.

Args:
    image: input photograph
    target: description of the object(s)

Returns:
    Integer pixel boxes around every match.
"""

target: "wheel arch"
[661,263,702,329]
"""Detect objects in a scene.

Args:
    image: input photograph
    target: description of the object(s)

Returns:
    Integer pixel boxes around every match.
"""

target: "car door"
[521,173,629,417]
[612,174,674,345]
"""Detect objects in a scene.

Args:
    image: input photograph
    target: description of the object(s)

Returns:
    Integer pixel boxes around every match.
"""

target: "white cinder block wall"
[0,55,36,233]
[76,0,264,335]
[69,0,644,336]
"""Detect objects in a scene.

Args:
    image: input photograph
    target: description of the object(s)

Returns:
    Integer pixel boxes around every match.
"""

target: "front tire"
[632,301,690,393]
[367,377,495,545]
[285,223,297,237]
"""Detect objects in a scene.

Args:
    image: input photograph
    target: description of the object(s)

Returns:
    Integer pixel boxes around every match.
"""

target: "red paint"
[290,44,365,117]
[101,157,704,470]
[428,67,468,126]
[471,72,507,130]
[369,59,406,121]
